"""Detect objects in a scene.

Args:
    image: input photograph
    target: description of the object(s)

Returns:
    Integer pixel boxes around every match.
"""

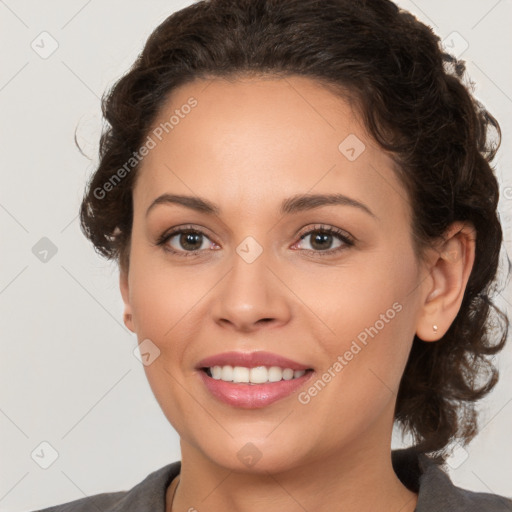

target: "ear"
[120,268,135,333]
[415,221,476,342]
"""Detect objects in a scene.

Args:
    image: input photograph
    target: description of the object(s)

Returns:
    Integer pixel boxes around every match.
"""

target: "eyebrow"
[145,192,376,218]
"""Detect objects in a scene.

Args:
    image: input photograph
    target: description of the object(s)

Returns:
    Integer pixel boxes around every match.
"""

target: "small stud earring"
[433,324,438,333]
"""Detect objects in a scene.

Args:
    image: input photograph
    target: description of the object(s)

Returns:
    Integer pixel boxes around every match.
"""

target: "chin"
[197,433,312,475]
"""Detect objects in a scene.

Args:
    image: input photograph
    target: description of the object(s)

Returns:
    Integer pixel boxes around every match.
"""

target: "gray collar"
[101,449,511,512]
[393,447,512,511]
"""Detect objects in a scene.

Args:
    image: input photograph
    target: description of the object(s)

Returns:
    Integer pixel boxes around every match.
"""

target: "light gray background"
[1,1,511,510]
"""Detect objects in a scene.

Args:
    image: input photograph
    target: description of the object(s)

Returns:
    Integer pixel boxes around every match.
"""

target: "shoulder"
[30,461,181,512]
[30,490,127,512]
[418,455,512,512]
[392,448,512,512]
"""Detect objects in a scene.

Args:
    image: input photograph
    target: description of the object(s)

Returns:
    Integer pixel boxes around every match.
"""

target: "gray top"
[31,448,512,511]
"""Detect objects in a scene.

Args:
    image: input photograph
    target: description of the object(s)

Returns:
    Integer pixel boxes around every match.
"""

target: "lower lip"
[198,370,314,409]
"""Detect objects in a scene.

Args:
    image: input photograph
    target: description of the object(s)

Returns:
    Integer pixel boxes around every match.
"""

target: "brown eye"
[172,231,206,251]
[156,227,215,257]
[294,225,354,256]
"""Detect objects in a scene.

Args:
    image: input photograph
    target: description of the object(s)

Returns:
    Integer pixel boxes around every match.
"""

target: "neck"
[168,438,418,512]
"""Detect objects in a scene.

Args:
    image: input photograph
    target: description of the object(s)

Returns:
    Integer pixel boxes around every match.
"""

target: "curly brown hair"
[79,0,509,458]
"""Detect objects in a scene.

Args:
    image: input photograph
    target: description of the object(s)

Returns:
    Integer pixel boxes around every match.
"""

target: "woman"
[34,0,511,510]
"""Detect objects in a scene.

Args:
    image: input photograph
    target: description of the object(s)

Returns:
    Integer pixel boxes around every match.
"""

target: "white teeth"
[268,366,282,382]
[221,365,233,381]
[208,365,308,384]
[250,366,268,384]
[282,368,294,380]
[233,366,250,383]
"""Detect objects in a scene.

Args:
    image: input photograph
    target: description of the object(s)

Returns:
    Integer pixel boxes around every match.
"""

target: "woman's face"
[121,75,432,472]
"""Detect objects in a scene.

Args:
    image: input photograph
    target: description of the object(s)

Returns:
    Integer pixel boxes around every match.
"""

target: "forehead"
[134,75,410,224]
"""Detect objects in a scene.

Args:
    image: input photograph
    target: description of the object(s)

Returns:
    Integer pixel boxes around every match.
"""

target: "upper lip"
[197,351,312,371]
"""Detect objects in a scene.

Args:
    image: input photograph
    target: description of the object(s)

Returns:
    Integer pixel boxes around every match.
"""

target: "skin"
[119,75,476,512]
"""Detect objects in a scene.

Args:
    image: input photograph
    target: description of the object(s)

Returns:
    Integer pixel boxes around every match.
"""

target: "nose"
[210,250,292,333]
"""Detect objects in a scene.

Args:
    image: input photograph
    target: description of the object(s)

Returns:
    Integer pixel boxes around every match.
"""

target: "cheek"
[304,246,417,342]
[299,295,416,445]
[128,241,199,330]
[307,245,419,387]
[127,257,206,435]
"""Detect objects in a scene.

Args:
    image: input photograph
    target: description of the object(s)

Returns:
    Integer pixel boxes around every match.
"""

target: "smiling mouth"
[202,365,314,384]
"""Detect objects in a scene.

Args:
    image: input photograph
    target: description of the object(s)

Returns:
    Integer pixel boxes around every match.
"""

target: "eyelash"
[155,224,355,258]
